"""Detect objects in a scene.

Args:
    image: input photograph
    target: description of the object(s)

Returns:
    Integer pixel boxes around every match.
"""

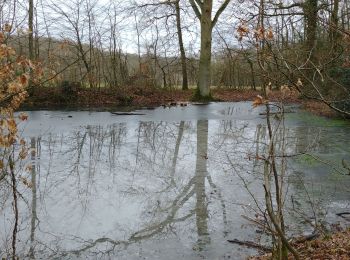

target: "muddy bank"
[302,100,338,118]
[22,86,298,108]
[22,86,193,109]
[22,86,342,119]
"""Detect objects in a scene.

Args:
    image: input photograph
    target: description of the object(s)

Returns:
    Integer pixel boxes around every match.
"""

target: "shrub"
[58,80,81,100]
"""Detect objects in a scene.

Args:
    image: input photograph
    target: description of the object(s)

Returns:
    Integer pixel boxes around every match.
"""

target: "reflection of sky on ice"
[2,102,350,259]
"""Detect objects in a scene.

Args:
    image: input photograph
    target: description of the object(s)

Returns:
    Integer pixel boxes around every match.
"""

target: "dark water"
[1,102,350,259]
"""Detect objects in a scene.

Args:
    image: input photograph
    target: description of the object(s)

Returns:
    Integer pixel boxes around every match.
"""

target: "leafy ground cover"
[251,229,350,260]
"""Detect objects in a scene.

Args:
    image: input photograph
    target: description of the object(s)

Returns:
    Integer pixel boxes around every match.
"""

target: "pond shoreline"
[21,87,338,118]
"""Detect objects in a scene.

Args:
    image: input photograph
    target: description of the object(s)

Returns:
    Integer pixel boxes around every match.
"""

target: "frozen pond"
[1,102,350,259]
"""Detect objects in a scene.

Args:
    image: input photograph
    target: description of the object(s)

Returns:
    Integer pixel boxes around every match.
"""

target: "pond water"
[1,102,350,259]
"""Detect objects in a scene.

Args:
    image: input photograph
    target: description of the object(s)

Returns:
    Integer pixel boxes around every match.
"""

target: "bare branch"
[212,0,231,28]
[189,0,201,19]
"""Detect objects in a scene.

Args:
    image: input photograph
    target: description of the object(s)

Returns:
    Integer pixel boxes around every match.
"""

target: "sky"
[1,0,243,54]
[1,0,308,55]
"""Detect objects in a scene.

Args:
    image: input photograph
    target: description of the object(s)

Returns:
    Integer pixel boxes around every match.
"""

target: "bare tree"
[189,0,231,98]
[175,0,189,90]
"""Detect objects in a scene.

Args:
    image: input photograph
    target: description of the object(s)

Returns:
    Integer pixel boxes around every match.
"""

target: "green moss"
[287,112,350,127]
[191,87,221,102]
[295,154,319,166]
[329,171,344,181]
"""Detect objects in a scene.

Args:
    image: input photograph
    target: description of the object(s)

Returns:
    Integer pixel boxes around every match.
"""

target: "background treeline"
[1,0,350,109]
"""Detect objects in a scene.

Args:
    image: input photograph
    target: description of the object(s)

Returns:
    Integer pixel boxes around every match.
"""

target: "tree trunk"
[189,0,231,98]
[28,0,34,96]
[175,0,188,90]
[247,58,256,90]
[134,12,142,73]
[303,0,318,52]
[29,0,34,60]
[330,0,340,45]
[76,35,93,88]
[197,1,213,98]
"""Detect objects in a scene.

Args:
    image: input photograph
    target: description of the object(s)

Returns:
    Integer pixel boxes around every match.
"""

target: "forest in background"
[0,0,349,113]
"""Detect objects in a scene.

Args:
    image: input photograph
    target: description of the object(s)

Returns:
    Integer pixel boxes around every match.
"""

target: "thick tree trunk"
[197,1,213,98]
[330,0,340,44]
[175,0,188,90]
[189,0,230,98]
[303,0,318,52]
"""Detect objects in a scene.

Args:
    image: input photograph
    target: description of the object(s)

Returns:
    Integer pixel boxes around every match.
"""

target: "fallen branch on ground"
[227,239,272,252]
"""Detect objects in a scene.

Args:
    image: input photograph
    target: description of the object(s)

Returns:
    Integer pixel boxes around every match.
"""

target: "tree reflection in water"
[0,119,234,259]
[194,120,210,250]
[1,106,349,259]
